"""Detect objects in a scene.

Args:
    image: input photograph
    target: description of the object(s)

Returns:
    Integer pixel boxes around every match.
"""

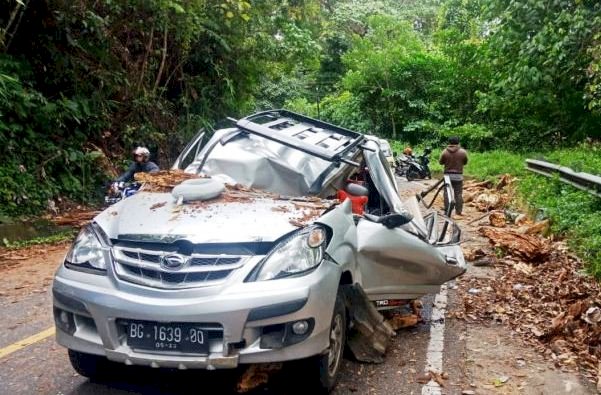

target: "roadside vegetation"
[459,146,601,278]
[1,229,76,249]
[1,1,600,271]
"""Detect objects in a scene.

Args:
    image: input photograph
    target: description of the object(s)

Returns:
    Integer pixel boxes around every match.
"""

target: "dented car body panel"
[53,109,465,371]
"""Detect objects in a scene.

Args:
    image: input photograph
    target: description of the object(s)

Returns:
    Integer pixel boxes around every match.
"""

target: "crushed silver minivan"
[52,110,465,392]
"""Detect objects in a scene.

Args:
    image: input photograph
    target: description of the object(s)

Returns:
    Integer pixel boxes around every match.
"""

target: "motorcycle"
[105,182,141,205]
[394,148,432,181]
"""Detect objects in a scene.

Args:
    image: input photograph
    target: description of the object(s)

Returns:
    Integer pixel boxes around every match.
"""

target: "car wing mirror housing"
[364,213,413,229]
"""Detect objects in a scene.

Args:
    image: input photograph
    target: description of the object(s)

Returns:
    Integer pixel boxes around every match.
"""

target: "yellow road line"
[0,327,55,360]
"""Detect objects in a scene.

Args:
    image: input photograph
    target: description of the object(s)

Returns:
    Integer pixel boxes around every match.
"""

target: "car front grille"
[112,246,247,289]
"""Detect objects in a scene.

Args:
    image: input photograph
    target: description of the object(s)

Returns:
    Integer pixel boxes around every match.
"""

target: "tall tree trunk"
[153,24,168,94]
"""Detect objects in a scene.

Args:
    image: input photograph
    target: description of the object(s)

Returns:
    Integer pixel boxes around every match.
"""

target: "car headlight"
[64,226,108,274]
[252,226,327,281]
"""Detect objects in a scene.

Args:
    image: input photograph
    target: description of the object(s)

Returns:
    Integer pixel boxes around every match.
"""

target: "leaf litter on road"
[458,175,601,386]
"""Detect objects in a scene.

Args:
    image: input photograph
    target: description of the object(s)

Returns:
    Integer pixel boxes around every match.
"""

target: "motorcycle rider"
[112,146,159,190]
[439,136,468,217]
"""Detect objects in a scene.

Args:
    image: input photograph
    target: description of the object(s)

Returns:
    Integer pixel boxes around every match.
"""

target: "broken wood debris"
[479,226,549,262]
[134,169,202,191]
[459,237,601,383]
[50,210,101,227]
[489,210,507,227]
[236,363,283,393]
[341,284,395,364]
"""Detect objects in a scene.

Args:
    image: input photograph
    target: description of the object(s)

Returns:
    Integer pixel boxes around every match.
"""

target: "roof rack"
[235,109,366,166]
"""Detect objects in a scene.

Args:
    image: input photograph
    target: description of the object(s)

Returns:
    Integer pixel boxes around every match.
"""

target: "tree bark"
[153,24,168,94]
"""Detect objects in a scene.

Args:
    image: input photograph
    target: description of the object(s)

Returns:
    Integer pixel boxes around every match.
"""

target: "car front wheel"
[313,291,346,393]
[68,349,111,379]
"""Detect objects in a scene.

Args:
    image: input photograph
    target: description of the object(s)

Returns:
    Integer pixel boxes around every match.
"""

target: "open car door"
[356,213,465,302]
[356,141,466,303]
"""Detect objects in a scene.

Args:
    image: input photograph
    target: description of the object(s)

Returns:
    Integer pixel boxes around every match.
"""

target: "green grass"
[1,230,76,249]
[440,144,601,278]
[363,138,600,275]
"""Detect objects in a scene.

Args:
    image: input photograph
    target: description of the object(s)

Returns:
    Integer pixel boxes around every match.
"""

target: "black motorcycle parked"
[395,148,432,181]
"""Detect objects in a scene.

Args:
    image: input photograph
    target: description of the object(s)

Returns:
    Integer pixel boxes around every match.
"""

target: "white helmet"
[133,146,150,160]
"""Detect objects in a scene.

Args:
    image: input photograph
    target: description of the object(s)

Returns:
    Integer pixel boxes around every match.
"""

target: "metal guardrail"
[525,159,601,198]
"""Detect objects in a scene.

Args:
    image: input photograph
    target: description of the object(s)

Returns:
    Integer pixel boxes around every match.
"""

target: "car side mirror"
[364,213,413,229]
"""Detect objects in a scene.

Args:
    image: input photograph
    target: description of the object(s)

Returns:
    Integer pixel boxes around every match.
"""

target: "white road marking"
[421,284,448,395]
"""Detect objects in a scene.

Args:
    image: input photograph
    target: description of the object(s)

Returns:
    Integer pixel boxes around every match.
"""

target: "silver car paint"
[95,192,320,244]
[53,121,465,370]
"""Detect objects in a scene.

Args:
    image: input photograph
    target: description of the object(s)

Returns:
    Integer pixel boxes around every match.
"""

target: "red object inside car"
[337,189,368,215]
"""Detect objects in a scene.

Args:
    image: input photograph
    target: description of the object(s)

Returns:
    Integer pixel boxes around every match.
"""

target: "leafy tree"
[479,0,601,144]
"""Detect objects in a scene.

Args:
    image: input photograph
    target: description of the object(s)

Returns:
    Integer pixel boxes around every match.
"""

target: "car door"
[356,140,465,301]
[356,218,465,301]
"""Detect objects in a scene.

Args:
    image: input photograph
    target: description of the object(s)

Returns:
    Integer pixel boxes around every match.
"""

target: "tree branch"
[153,24,168,94]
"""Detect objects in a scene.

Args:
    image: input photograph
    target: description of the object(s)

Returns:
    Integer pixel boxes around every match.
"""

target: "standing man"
[439,136,468,217]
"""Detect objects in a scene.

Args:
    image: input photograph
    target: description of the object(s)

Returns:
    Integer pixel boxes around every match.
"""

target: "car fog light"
[292,320,309,335]
[53,308,76,335]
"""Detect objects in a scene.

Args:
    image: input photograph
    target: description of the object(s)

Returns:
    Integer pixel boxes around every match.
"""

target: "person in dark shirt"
[439,136,468,217]
[115,146,159,183]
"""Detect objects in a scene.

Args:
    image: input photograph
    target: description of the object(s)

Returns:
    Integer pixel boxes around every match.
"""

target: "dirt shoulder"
[450,177,599,394]
[0,243,69,302]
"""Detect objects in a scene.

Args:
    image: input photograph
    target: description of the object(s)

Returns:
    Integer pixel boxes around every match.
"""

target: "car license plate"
[122,320,209,354]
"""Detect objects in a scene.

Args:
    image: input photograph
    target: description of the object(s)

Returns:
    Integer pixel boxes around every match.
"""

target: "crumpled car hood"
[95,192,326,244]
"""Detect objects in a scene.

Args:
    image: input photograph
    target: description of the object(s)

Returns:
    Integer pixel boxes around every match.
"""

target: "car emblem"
[160,254,187,271]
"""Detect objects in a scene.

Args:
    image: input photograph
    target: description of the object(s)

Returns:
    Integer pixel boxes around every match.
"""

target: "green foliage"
[0,0,325,216]
[463,150,526,180]
[478,0,601,143]
[463,147,601,278]
[2,229,76,249]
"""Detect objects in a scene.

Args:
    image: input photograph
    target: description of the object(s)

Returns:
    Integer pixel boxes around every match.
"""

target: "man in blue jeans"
[439,136,468,217]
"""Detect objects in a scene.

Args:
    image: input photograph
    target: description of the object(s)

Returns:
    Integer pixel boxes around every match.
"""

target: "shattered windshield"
[185,131,335,197]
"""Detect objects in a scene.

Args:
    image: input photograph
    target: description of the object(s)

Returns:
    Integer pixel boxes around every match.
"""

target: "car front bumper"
[52,259,341,369]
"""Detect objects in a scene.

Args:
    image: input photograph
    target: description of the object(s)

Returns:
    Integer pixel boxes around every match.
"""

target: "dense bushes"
[0,0,323,216]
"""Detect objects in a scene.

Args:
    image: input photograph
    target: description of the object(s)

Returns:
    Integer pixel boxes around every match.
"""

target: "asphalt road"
[0,179,468,394]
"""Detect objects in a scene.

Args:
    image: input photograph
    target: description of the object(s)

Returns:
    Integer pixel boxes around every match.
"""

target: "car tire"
[68,349,111,379]
[311,291,347,393]
[406,169,419,181]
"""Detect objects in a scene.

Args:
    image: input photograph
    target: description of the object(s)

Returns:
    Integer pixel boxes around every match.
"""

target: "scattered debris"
[134,170,201,192]
[458,173,601,384]
[464,247,487,262]
[149,201,167,210]
[479,227,549,262]
[489,211,507,227]
[50,210,101,227]
[236,363,283,393]
[387,313,419,330]
[583,307,601,325]
[472,256,496,267]
[416,371,447,387]
[492,375,510,387]
[342,284,395,363]
[522,219,550,235]
[459,241,601,383]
